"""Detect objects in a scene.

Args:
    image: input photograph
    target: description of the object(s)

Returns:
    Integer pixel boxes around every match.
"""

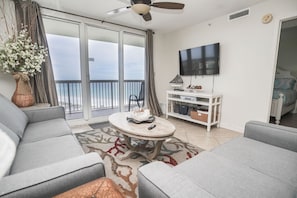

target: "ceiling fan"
[107,0,185,21]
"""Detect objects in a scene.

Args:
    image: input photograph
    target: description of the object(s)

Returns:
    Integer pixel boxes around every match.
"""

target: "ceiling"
[34,0,266,33]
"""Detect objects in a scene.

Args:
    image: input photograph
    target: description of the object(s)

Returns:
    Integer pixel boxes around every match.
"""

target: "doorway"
[270,17,297,128]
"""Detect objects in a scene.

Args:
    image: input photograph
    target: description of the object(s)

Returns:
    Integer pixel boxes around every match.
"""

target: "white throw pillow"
[0,128,16,177]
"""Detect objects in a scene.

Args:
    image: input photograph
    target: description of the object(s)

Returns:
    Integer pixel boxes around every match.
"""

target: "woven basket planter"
[11,73,35,107]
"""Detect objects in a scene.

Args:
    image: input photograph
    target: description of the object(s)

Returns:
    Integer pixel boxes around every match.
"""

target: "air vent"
[228,8,249,20]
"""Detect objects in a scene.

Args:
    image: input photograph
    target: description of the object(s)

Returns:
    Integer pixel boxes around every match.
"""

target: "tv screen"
[179,43,220,76]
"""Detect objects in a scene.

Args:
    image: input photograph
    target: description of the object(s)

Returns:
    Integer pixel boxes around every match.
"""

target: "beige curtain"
[146,30,162,116]
[14,0,58,106]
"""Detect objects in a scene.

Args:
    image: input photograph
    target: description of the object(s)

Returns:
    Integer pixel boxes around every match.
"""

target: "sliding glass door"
[87,27,146,114]
[123,33,145,111]
[87,26,120,117]
[44,18,83,119]
[43,17,146,120]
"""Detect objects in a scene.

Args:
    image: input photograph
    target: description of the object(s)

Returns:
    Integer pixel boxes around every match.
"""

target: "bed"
[270,72,297,124]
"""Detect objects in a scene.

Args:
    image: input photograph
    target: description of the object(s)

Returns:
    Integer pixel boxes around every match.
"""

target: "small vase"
[11,73,35,107]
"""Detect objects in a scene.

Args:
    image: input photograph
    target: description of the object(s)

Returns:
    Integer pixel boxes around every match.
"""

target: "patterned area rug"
[75,126,203,198]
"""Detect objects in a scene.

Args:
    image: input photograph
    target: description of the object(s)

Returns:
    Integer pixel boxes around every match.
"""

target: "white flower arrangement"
[0,27,48,77]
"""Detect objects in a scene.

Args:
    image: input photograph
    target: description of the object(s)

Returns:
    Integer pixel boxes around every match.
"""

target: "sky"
[46,34,145,81]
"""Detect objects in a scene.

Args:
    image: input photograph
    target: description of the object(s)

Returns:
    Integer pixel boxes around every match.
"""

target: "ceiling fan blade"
[142,12,152,21]
[107,6,131,15]
[151,2,185,9]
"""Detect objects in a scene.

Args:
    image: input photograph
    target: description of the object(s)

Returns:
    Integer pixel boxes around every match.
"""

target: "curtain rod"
[40,6,147,33]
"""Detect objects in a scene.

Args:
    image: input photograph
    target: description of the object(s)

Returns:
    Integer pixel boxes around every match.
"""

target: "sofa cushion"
[0,123,20,146]
[212,136,297,188]
[0,94,28,138]
[21,118,72,143]
[174,151,297,198]
[10,135,84,174]
[138,161,215,198]
[0,129,16,177]
[244,121,297,152]
[0,153,105,198]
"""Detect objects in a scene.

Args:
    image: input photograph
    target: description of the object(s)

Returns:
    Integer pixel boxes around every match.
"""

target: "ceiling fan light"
[131,4,150,15]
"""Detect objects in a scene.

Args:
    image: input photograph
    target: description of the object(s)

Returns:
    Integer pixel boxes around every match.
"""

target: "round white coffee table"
[108,112,176,161]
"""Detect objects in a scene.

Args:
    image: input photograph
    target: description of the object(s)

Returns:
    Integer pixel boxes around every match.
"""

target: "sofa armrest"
[23,106,66,123]
[138,161,214,198]
[0,152,105,198]
[244,121,297,152]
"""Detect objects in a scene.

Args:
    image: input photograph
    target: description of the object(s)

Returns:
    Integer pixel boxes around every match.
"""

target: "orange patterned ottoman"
[54,178,125,198]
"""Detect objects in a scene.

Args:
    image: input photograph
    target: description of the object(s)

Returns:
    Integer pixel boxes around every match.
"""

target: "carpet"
[75,126,203,198]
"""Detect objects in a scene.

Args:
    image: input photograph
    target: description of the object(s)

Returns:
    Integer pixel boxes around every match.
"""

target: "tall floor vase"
[11,73,35,107]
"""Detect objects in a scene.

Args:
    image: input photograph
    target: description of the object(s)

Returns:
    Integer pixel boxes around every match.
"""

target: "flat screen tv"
[179,43,220,76]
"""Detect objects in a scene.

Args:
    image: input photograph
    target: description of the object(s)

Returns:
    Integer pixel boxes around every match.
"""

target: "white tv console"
[166,90,222,132]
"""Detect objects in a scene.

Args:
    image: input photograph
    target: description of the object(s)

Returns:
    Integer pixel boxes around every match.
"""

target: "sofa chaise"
[0,94,105,197]
[138,121,297,198]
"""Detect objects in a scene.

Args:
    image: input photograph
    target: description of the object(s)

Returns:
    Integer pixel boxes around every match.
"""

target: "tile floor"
[166,117,242,150]
[69,116,241,151]
[71,124,93,134]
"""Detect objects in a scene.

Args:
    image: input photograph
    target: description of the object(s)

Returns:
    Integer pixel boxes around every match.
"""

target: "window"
[43,16,146,120]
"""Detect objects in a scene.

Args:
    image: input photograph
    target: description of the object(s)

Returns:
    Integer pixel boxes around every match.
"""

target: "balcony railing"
[55,80,144,114]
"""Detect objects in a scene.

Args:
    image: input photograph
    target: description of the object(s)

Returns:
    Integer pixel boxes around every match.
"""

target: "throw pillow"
[274,78,296,90]
[0,128,16,177]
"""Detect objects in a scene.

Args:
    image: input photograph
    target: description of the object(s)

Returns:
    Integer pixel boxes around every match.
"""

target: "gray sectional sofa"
[138,121,297,198]
[0,94,105,197]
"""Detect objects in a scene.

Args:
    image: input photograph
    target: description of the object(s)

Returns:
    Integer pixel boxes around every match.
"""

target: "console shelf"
[166,90,222,132]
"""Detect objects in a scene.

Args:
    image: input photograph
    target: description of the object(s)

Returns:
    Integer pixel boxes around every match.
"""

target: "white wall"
[0,73,15,99]
[154,0,297,132]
